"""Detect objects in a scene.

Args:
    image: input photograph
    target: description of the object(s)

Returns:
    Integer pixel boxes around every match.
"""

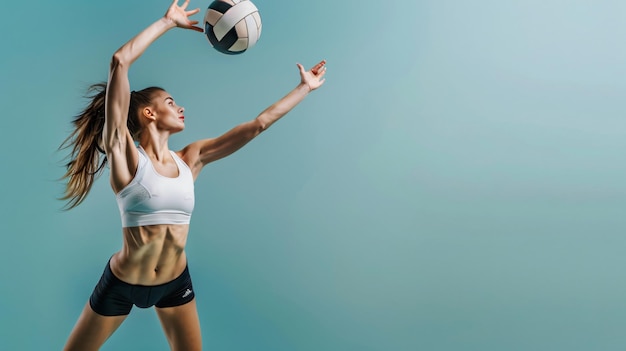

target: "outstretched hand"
[297,60,327,91]
[165,0,204,32]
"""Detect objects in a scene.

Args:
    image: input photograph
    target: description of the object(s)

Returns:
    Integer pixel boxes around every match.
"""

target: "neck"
[139,131,171,161]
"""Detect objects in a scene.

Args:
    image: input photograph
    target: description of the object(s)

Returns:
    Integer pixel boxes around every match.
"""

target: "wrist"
[160,16,177,29]
[298,82,312,94]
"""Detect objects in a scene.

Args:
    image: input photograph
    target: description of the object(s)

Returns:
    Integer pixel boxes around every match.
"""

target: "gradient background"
[2,0,626,350]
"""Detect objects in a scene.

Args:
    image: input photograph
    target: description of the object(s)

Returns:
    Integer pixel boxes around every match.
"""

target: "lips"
[179,116,185,122]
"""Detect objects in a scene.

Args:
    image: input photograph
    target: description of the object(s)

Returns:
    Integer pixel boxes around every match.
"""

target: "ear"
[142,106,157,121]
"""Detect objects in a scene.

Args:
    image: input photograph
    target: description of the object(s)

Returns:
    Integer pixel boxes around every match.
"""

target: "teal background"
[2,0,626,350]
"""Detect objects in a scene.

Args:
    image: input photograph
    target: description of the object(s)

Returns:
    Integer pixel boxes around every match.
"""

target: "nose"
[179,106,184,113]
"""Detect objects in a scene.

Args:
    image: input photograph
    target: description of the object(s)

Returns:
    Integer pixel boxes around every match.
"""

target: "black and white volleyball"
[204,0,262,55]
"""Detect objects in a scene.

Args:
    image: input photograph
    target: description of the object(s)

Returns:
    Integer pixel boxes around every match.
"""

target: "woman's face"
[149,90,186,133]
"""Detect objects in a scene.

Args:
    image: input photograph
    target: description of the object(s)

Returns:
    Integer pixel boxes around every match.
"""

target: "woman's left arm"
[181,60,327,178]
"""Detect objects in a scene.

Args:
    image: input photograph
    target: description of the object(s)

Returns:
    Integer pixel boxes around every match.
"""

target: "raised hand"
[297,60,327,91]
[164,0,204,32]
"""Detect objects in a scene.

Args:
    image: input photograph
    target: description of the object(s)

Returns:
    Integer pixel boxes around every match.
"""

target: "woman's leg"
[156,298,202,351]
[64,302,128,351]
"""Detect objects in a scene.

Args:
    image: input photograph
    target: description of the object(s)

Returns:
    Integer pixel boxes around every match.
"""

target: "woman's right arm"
[104,0,202,192]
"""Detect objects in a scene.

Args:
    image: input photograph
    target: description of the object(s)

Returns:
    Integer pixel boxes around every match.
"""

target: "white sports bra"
[116,147,195,227]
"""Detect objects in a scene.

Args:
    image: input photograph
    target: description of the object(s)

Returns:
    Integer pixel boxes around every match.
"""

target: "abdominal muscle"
[109,224,190,286]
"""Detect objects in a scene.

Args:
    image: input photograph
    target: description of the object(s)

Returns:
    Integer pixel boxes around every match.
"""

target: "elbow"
[255,113,274,132]
[257,119,268,132]
[253,116,266,132]
[103,128,126,154]
[110,51,129,71]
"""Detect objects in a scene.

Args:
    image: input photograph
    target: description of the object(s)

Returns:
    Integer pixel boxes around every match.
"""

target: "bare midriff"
[110,223,190,286]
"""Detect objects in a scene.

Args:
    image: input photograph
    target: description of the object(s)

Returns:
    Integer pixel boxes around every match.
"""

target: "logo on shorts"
[182,288,193,298]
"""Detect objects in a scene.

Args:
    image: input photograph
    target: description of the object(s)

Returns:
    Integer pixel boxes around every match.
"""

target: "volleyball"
[203,0,262,55]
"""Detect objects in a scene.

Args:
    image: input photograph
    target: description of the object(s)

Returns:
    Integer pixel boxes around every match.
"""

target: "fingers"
[181,4,201,31]
[186,8,201,16]
[311,59,326,73]
[310,60,327,75]
[296,63,306,74]
[181,0,191,9]
[298,60,328,91]
[298,60,327,74]
[183,19,204,32]
[316,65,327,78]
[189,25,205,33]
[313,59,326,67]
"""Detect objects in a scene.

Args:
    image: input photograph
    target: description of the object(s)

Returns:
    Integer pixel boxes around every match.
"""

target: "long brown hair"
[59,83,164,209]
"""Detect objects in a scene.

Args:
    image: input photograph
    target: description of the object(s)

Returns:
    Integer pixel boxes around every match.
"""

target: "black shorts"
[89,259,195,316]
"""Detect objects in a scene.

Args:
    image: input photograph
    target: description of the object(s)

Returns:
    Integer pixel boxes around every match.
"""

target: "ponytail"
[59,83,108,209]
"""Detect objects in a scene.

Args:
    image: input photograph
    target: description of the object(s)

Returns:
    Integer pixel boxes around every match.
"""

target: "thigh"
[64,302,127,351]
[156,298,202,351]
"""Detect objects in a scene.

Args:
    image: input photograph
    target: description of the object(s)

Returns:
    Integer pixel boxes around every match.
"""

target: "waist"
[112,224,190,285]
[106,257,190,288]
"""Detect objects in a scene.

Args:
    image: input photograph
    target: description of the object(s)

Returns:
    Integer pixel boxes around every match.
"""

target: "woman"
[60,1,326,350]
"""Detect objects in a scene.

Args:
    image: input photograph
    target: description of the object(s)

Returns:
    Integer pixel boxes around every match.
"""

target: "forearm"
[113,17,175,66]
[256,83,311,130]
[189,60,325,167]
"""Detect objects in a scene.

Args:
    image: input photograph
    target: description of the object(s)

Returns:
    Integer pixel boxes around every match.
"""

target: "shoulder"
[175,143,203,179]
